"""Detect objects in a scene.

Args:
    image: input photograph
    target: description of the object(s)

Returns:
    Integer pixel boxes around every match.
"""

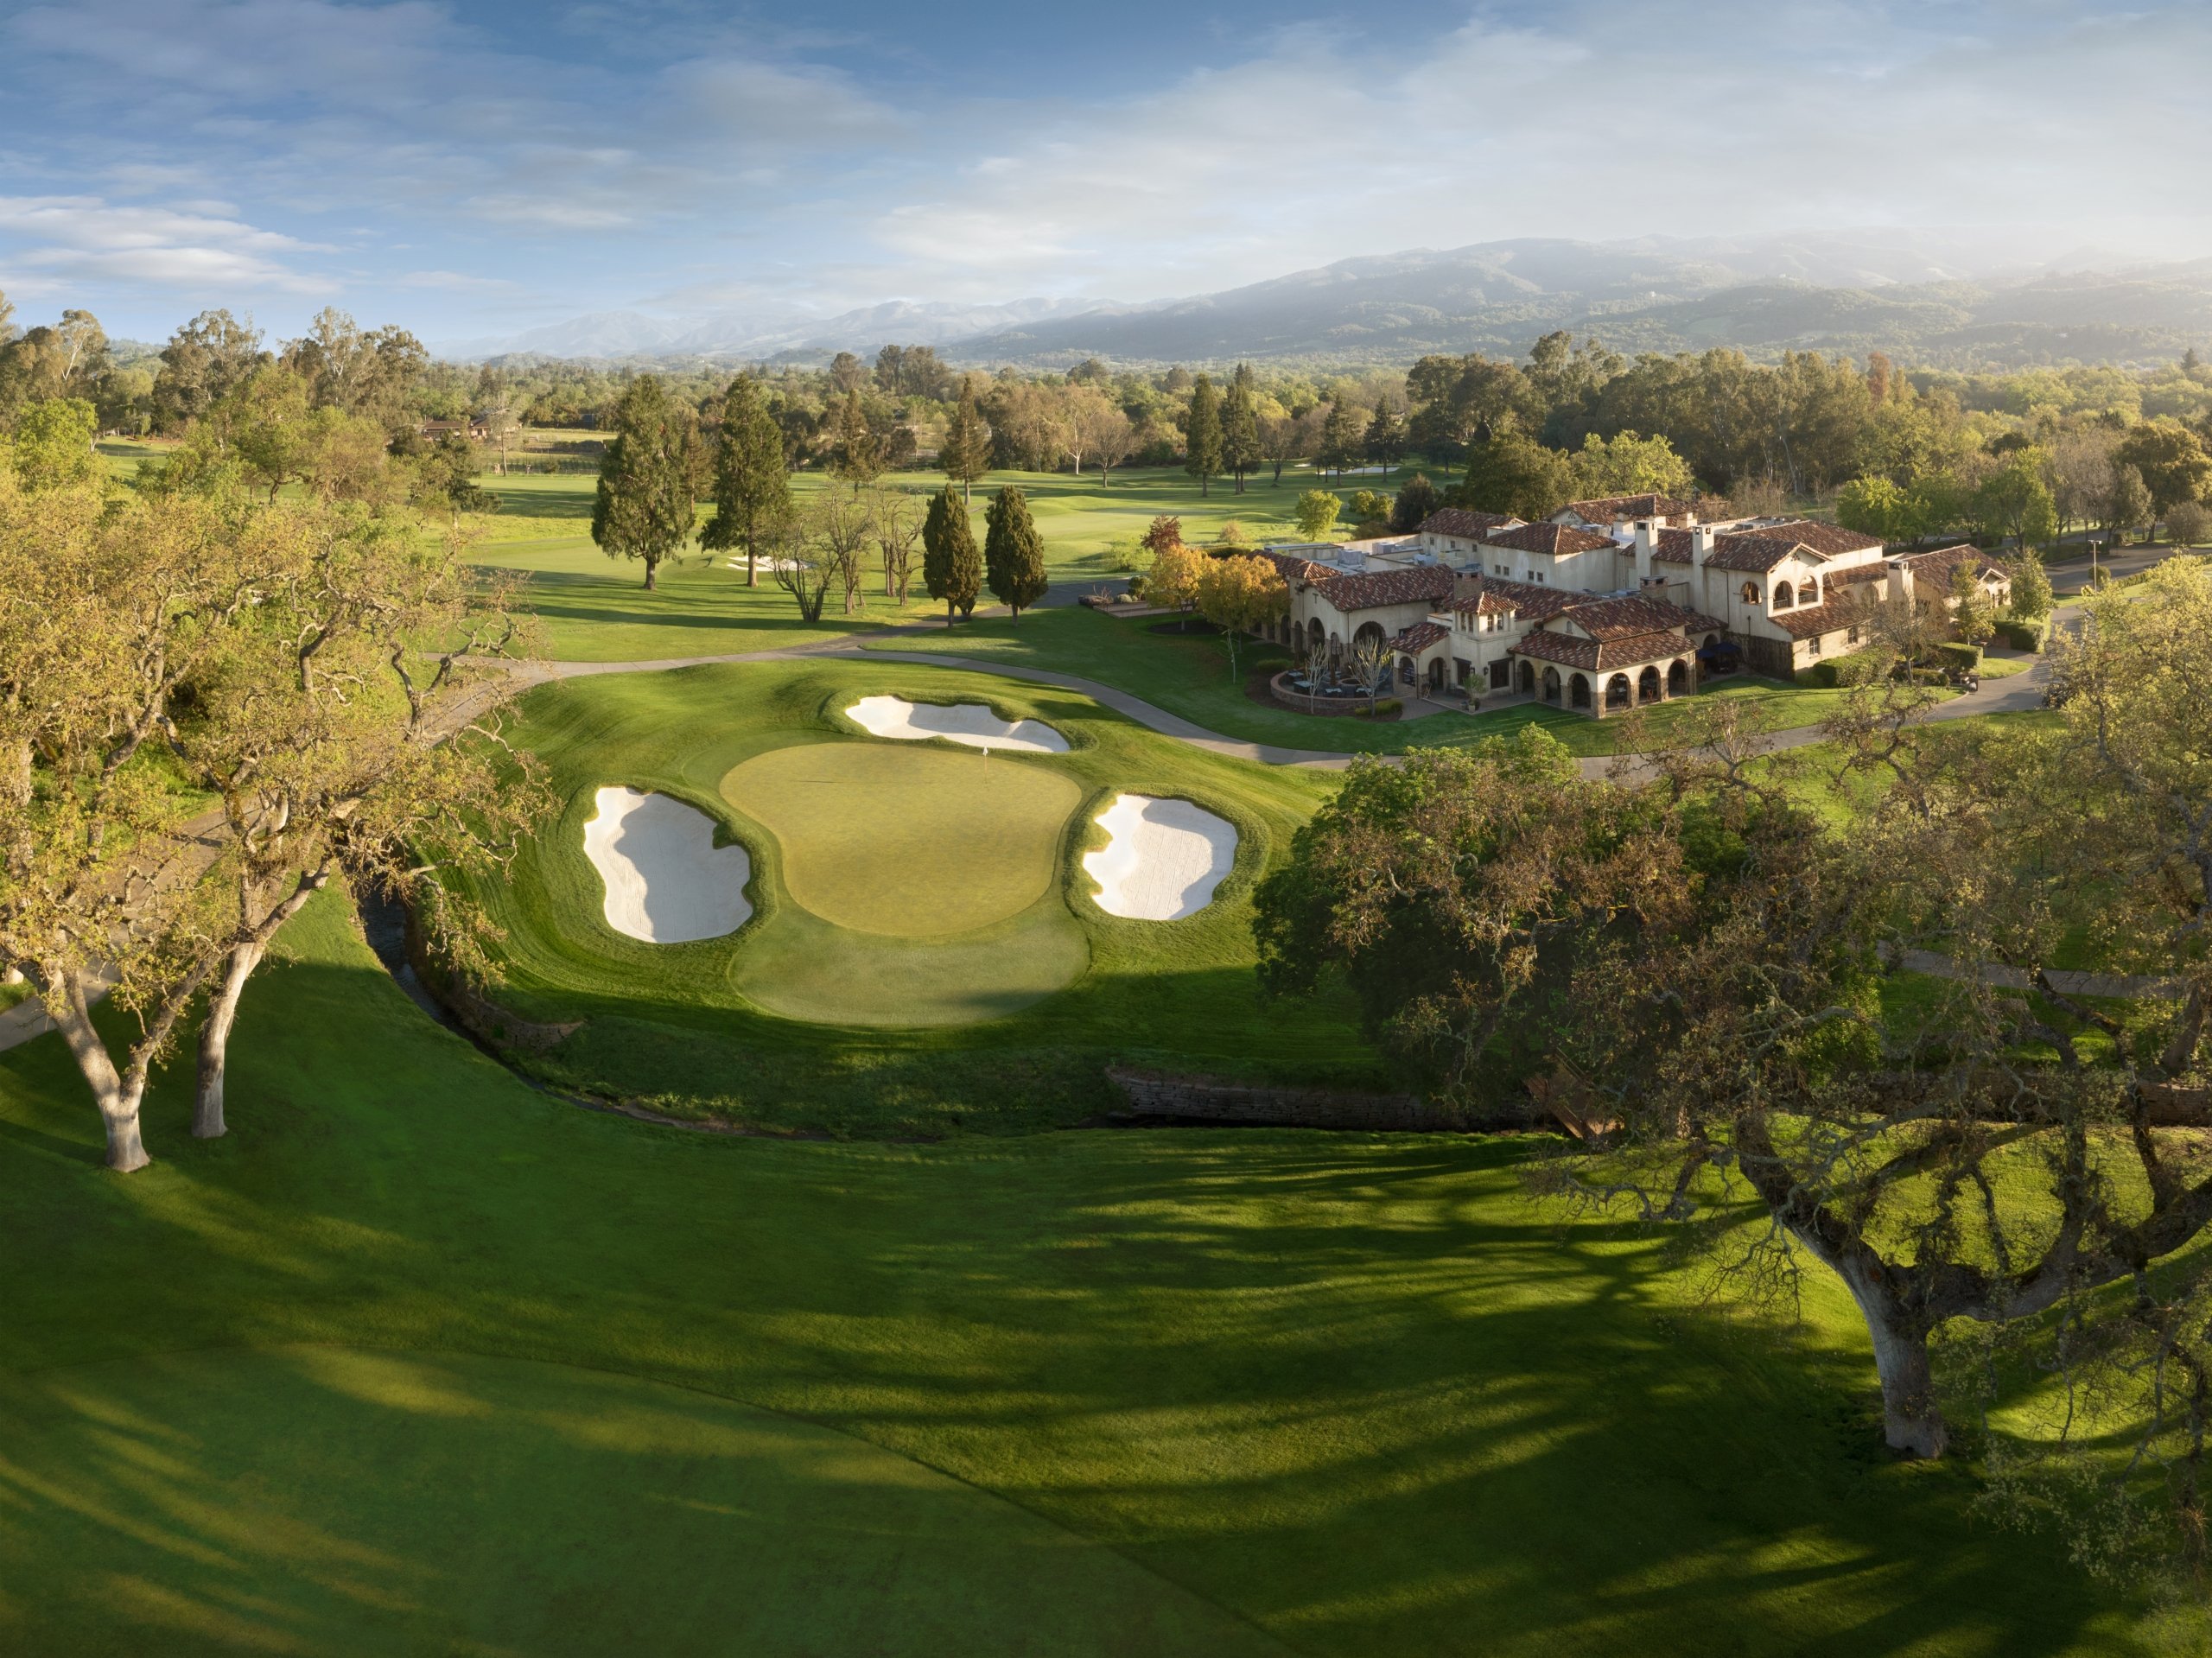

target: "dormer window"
[1773,582,1796,610]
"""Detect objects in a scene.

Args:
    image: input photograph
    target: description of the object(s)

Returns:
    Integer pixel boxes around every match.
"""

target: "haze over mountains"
[442,231,2212,372]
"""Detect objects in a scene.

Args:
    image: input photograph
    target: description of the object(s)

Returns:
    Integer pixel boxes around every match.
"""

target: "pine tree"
[830,389,881,492]
[983,485,1049,624]
[922,486,982,625]
[698,374,791,587]
[1221,363,1261,495]
[1318,400,1358,480]
[941,378,992,504]
[590,375,696,589]
[1184,372,1223,497]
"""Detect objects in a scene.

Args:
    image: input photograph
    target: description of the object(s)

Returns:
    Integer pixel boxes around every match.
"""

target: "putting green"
[721,743,1082,939]
[0,1346,1287,1657]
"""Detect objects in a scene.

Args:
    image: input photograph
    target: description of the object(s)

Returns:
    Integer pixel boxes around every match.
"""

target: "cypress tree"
[922,486,982,626]
[941,378,992,504]
[698,374,791,587]
[1185,372,1223,498]
[591,374,696,589]
[983,485,1049,624]
[1221,363,1261,495]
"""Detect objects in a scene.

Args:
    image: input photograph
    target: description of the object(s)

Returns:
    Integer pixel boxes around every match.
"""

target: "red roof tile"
[1446,575,1581,622]
[1389,620,1450,653]
[1308,564,1456,612]
[1482,521,1619,557]
[1419,508,1523,539]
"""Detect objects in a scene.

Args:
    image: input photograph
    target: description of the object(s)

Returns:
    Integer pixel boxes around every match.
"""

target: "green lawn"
[471,657,1375,1128]
[865,606,1894,759]
[0,892,2158,1655]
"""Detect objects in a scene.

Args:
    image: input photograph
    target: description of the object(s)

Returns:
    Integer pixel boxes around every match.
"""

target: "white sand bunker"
[846,695,1069,754]
[582,787,753,943]
[1084,795,1237,921]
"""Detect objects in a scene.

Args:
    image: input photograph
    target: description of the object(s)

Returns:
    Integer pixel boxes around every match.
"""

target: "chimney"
[1631,520,1658,586]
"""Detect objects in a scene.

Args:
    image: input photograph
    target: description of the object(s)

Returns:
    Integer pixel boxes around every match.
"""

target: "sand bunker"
[582,787,753,943]
[1083,795,1236,921]
[845,696,1068,754]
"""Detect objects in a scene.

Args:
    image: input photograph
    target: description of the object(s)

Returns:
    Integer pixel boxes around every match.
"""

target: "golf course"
[0,886,2155,1655]
[467,657,1365,1130]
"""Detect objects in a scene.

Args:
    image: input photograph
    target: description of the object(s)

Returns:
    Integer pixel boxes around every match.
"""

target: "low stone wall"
[1105,1065,1465,1131]
[1268,671,1378,716]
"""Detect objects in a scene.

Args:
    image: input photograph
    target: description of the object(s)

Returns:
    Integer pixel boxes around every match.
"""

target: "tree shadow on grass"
[0,943,2157,1658]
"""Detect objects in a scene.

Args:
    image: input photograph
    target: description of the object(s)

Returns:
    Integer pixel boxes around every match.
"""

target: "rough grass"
[470,657,1373,1132]
[0,895,2159,1656]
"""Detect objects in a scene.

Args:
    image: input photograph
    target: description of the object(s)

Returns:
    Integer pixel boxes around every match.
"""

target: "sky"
[3,0,2211,349]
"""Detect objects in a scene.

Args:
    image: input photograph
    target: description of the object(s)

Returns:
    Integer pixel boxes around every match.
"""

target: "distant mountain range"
[439,231,2212,372]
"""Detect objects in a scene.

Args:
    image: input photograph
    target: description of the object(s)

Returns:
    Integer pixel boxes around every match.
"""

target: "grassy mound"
[472,659,1372,1133]
[721,742,1080,938]
[2,1346,1277,1656]
[0,893,2152,1655]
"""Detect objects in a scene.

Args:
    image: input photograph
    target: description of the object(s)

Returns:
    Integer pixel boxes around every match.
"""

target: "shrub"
[1936,642,1983,675]
[1808,649,1885,689]
[1997,617,2048,653]
[2168,499,2212,547]
[1364,697,1402,718]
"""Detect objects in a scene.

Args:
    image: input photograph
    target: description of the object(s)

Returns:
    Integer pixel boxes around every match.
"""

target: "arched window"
[1773,582,1796,609]
[1739,581,1759,605]
[1802,579,1820,606]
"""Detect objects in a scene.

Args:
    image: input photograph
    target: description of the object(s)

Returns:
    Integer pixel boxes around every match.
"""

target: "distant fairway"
[0,1347,1282,1657]
[721,743,1080,938]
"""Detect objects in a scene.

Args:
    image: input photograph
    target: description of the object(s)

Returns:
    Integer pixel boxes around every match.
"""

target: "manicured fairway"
[479,657,1372,1128]
[0,896,2158,1655]
[722,742,1079,937]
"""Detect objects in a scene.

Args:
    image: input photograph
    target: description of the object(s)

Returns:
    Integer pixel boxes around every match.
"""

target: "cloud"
[0,194,327,292]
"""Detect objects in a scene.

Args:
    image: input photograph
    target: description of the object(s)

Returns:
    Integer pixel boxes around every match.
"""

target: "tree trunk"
[45,968,150,1173]
[1833,1255,1947,1457]
[194,938,266,1139]
[644,556,659,591]
[747,549,758,588]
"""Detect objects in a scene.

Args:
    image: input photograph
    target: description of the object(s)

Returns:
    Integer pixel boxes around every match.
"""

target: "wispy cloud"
[1,0,2208,340]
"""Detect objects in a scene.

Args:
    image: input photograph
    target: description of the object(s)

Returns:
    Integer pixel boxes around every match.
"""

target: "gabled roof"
[1770,597,1869,640]
[1446,575,1582,623]
[1419,507,1523,539]
[1892,544,2010,588]
[1510,628,1695,672]
[1389,620,1450,654]
[1554,594,1726,640]
[1481,521,1619,557]
[1700,519,1885,574]
[1555,493,1692,525]
[1760,519,1885,557]
[1255,548,1344,587]
[1308,564,1456,612]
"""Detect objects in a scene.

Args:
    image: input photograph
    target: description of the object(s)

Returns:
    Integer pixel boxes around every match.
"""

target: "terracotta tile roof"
[1389,620,1450,653]
[1770,597,1871,641]
[1446,575,1581,622]
[1255,548,1344,586]
[1701,533,1815,574]
[1893,544,2009,588]
[1510,628,1696,672]
[1556,594,1728,639]
[1308,564,1456,612]
[1419,507,1523,539]
[1760,519,1885,557]
[1826,561,1891,588]
[1556,493,1692,525]
[1650,528,1700,564]
[1482,521,1619,557]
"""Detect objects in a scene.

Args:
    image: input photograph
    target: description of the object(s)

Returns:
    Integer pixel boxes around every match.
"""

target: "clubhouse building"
[1255,495,2010,718]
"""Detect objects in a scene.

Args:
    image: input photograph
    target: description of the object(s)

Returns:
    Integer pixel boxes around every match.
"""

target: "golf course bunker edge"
[846,694,1069,753]
[1084,795,1237,921]
[582,786,753,943]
